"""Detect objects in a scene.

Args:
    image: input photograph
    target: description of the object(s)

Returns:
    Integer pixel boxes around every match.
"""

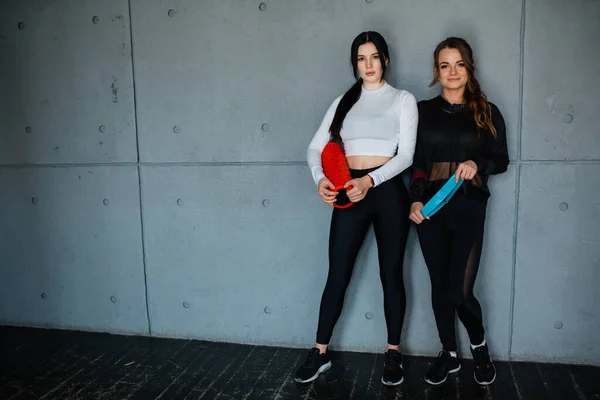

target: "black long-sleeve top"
[409,95,509,204]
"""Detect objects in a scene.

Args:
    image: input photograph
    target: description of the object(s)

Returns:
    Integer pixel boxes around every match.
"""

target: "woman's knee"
[449,289,477,309]
[323,273,351,297]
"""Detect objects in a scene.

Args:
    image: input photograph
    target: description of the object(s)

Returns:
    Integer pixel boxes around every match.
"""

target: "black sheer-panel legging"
[416,191,487,351]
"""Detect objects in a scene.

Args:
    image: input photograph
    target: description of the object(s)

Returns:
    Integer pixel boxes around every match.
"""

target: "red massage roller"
[321,142,354,209]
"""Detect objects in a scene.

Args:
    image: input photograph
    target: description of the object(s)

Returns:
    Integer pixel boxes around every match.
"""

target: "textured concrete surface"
[0,0,598,364]
[0,166,147,334]
[512,163,600,364]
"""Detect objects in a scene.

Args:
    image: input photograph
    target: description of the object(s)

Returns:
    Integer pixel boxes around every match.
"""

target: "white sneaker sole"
[294,361,332,384]
[474,356,496,385]
[424,364,461,386]
[474,370,496,385]
[381,376,405,386]
[381,363,405,386]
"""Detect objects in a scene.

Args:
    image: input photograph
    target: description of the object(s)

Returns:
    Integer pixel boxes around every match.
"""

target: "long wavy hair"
[429,37,496,137]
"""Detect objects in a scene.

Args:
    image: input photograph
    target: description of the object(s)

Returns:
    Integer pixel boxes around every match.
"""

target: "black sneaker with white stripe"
[381,349,404,386]
[295,348,332,383]
[471,343,496,385]
[424,350,461,385]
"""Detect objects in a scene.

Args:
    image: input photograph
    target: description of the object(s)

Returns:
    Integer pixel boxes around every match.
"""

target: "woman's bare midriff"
[346,155,391,170]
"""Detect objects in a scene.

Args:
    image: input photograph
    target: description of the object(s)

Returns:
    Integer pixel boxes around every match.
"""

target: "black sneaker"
[295,348,332,383]
[381,349,404,386]
[424,350,461,385]
[471,343,496,385]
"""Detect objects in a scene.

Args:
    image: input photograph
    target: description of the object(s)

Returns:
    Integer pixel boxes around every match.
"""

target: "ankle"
[470,340,487,350]
[386,344,400,352]
[443,348,458,357]
[315,343,328,354]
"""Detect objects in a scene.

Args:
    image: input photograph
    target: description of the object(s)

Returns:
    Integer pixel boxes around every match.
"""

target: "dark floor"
[0,327,598,400]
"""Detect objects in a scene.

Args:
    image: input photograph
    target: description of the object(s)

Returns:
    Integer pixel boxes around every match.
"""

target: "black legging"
[416,191,487,351]
[316,167,410,346]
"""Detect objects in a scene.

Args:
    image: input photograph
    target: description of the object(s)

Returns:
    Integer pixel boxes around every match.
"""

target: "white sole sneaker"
[294,361,332,384]
[424,364,461,386]
[381,376,405,386]
[381,363,405,386]
[474,369,496,385]
[473,355,496,385]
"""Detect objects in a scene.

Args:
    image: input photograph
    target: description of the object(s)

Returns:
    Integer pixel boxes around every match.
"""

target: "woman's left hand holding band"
[344,175,374,203]
[455,160,478,182]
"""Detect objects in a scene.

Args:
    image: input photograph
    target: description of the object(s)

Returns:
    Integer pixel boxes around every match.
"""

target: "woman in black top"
[408,37,509,386]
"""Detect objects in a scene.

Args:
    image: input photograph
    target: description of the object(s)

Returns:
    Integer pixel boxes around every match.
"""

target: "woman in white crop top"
[295,31,418,387]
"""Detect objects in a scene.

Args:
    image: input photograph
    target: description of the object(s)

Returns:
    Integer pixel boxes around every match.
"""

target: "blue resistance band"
[421,174,463,218]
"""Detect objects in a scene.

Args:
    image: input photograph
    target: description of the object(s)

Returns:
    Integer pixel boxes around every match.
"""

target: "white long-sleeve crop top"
[306,82,418,187]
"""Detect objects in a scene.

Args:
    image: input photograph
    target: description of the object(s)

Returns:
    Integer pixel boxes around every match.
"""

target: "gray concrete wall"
[0,0,598,365]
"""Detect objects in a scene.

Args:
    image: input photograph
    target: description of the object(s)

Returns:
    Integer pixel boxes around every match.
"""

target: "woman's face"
[357,42,386,84]
[437,48,469,91]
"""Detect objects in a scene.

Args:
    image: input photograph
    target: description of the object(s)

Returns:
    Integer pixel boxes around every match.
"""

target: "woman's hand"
[455,160,478,182]
[409,202,428,224]
[318,177,338,205]
[344,175,373,203]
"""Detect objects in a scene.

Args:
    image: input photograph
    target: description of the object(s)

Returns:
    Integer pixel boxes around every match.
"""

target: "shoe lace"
[472,347,491,370]
[384,351,401,371]
[303,348,321,368]
[432,350,451,371]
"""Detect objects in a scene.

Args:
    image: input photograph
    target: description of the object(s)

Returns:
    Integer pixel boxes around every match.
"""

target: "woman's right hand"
[409,202,428,224]
[318,178,338,205]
